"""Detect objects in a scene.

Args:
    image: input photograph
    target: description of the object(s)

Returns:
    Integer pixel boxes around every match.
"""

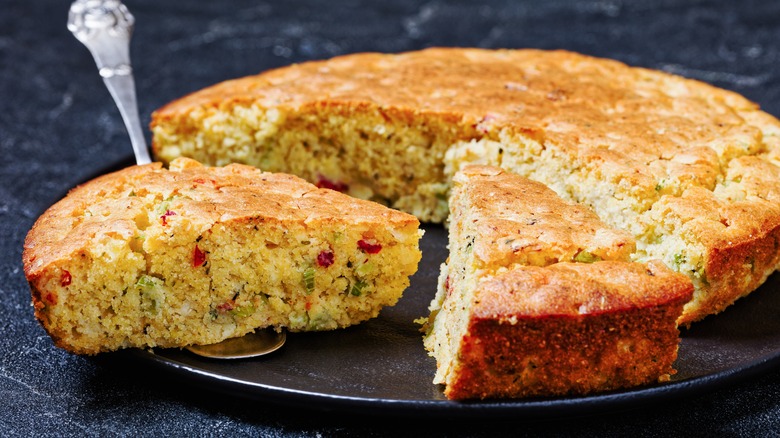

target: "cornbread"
[149,47,780,325]
[424,165,693,399]
[23,158,422,355]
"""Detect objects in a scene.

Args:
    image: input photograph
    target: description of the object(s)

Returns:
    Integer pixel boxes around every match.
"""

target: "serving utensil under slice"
[66,0,286,359]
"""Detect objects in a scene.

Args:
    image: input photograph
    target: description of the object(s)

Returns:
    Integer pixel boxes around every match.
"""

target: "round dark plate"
[126,221,780,418]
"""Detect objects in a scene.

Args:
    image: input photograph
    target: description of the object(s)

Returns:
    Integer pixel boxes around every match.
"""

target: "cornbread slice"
[149,47,780,325]
[23,158,422,355]
[423,165,693,399]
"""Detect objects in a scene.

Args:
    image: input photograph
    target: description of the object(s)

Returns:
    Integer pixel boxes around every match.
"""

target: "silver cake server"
[67,0,286,359]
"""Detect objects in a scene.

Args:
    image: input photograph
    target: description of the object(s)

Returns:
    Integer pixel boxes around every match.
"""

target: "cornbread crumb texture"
[150,47,780,324]
[23,158,422,354]
[424,166,692,400]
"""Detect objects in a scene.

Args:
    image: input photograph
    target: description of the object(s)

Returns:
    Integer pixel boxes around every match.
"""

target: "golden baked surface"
[474,260,692,319]
[152,46,780,204]
[150,47,780,325]
[23,158,422,354]
[154,46,775,159]
[424,165,693,400]
[453,165,635,270]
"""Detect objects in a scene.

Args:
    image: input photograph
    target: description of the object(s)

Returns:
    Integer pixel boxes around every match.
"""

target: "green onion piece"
[351,280,367,296]
[135,275,160,290]
[289,312,309,328]
[155,201,170,215]
[355,262,375,277]
[135,275,163,313]
[303,267,316,294]
[574,251,601,263]
[230,304,256,318]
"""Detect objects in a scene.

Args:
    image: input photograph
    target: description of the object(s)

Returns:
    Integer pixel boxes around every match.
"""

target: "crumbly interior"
[423,190,478,384]
[27,161,422,355]
[153,104,455,223]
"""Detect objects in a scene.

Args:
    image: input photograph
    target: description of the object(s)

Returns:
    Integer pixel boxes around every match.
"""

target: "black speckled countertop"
[4,0,780,435]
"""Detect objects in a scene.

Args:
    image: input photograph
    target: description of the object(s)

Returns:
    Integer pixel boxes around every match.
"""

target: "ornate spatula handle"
[68,0,151,164]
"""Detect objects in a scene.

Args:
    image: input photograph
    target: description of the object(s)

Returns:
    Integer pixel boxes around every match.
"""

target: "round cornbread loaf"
[150,48,780,325]
[23,158,422,355]
[424,165,693,399]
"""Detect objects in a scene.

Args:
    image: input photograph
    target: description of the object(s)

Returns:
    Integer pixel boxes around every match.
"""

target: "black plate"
[128,222,780,418]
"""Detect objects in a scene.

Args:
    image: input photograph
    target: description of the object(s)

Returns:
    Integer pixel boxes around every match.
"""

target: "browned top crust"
[152,47,779,180]
[23,158,418,280]
[453,165,635,269]
[473,260,693,319]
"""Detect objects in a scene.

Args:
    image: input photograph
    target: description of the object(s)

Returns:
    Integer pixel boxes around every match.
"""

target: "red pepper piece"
[316,176,349,193]
[193,245,207,267]
[358,239,382,254]
[474,113,498,134]
[160,210,177,226]
[216,301,234,312]
[317,250,335,267]
[193,178,216,186]
[60,270,72,287]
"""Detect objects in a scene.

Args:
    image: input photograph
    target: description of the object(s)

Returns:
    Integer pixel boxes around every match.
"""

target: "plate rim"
[126,345,780,419]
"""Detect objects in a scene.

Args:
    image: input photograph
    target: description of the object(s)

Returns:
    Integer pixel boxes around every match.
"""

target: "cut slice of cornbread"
[443,261,693,400]
[423,165,693,399]
[23,158,423,355]
[149,47,780,325]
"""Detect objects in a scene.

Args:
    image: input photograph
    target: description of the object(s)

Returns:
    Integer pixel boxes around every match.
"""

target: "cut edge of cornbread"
[23,158,423,355]
[152,102,457,223]
[423,165,693,399]
[441,261,692,400]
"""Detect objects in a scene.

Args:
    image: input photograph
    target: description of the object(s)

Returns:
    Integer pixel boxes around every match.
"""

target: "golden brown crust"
[453,165,635,269]
[152,47,764,160]
[645,184,780,324]
[23,159,416,280]
[151,48,778,199]
[446,261,692,400]
[149,47,767,212]
[473,260,692,319]
[23,163,160,279]
[445,262,692,399]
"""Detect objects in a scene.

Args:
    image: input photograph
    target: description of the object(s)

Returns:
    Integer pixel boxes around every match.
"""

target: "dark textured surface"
[4,0,780,435]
